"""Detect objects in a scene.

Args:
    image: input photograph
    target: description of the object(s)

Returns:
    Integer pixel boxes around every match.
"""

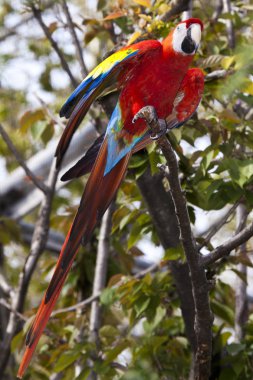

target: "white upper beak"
[190,23,202,48]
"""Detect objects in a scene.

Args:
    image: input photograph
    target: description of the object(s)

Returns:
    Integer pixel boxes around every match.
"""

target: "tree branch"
[234,204,248,341]
[160,0,192,22]
[0,274,14,299]
[0,160,59,375]
[0,124,49,194]
[222,0,235,49]
[52,262,160,316]
[31,4,78,88]
[201,220,253,267]
[62,0,87,78]
[134,106,213,380]
[137,168,197,353]
[0,299,27,322]
[89,204,114,347]
[198,201,240,251]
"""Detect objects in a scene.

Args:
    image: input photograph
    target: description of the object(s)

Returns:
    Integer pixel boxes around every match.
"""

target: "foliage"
[1,0,253,379]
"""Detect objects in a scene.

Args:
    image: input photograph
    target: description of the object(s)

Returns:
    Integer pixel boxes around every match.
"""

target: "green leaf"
[31,120,48,141]
[219,367,237,380]
[54,351,81,372]
[11,331,24,352]
[164,245,184,261]
[218,158,253,187]
[211,300,234,326]
[104,341,129,363]
[100,287,118,306]
[41,121,54,145]
[134,297,150,318]
[227,343,246,356]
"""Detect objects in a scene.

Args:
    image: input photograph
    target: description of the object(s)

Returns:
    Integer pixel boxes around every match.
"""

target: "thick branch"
[137,168,197,353]
[135,106,212,380]
[89,204,114,347]
[160,0,192,22]
[235,204,248,341]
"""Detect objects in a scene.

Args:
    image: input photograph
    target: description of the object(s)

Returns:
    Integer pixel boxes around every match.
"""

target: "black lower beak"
[181,29,196,54]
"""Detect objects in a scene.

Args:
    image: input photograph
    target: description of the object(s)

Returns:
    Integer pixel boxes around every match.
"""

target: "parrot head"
[172,18,203,56]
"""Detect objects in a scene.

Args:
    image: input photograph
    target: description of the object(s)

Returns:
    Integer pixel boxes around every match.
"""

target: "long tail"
[17,137,131,378]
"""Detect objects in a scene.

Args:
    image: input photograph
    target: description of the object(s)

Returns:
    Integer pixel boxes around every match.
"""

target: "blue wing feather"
[60,50,139,119]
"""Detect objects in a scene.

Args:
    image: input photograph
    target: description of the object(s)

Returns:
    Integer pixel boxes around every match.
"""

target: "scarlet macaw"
[18,18,204,377]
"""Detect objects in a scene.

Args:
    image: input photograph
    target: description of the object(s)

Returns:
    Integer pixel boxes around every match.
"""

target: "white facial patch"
[172,23,188,55]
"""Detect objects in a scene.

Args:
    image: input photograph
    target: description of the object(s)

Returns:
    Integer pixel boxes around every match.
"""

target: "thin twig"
[0,274,14,298]
[34,94,66,129]
[52,262,160,316]
[134,106,213,380]
[0,299,27,322]
[0,124,49,194]
[201,221,253,267]
[31,4,78,88]
[52,293,101,316]
[198,201,240,250]
[62,0,87,78]
[110,362,128,371]
[0,15,33,42]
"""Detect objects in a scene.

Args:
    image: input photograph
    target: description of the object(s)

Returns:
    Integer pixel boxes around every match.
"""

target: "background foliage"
[1,0,253,379]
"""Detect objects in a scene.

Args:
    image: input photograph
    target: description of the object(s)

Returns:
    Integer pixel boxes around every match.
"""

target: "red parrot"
[18,18,204,378]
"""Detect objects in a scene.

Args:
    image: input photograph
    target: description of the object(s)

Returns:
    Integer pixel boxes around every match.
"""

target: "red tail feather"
[17,138,131,378]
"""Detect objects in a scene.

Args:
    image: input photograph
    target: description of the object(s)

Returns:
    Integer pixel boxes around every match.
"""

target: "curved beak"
[181,23,201,55]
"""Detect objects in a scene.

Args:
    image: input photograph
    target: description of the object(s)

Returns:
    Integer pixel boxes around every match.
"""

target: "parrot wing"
[56,40,162,167]
[60,68,205,181]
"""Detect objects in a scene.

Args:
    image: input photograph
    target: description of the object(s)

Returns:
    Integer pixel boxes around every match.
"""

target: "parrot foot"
[132,105,167,140]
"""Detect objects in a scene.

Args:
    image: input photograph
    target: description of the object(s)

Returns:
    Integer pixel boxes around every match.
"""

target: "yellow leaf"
[133,0,151,7]
[127,31,141,45]
[104,11,126,20]
[19,109,45,134]
[221,56,235,70]
[138,13,152,22]
[48,21,58,35]
[243,82,253,95]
